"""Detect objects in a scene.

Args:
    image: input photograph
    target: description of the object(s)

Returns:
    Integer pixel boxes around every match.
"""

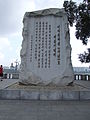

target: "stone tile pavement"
[0,80,90,120]
[0,100,90,120]
[0,79,19,89]
[74,80,90,89]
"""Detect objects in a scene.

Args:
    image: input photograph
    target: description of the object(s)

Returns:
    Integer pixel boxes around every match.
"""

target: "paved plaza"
[0,79,19,89]
[0,79,90,120]
[0,100,90,120]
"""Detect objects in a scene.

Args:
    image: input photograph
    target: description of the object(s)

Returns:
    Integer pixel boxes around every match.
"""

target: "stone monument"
[20,8,74,86]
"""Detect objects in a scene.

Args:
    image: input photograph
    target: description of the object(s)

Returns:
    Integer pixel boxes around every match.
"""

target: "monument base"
[3,80,90,100]
[20,75,74,87]
[20,66,74,86]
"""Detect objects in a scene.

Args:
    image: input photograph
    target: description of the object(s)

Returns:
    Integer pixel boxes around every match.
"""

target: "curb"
[0,90,90,100]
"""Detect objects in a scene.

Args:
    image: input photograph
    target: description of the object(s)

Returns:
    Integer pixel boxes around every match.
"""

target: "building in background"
[3,65,90,81]
[74,67,90,81]
[3,63,19,79]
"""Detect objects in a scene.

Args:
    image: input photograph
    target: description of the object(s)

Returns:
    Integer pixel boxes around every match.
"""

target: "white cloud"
[35,0,63,10]
[0,52,4,60]
[0,37,13,65]
[0,0,35,36]
[34,0,83,10]
[0,37,12,50]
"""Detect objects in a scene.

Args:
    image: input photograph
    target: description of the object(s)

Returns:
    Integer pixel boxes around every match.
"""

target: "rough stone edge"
[20,7,74,86]
[24,8,66,17]
[0,90,90,100]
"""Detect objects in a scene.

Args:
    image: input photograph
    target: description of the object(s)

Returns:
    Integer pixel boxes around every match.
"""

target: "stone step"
[0,89,90,100]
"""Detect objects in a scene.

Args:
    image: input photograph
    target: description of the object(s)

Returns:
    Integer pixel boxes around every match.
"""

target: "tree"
[79,48,90,63]
[63,0,90,64]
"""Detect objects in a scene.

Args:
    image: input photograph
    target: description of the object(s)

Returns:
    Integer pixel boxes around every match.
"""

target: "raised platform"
[0,88,90,100]
[0,80,90,100]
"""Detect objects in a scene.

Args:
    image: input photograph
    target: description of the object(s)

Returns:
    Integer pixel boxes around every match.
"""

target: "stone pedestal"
[20,8,74,86]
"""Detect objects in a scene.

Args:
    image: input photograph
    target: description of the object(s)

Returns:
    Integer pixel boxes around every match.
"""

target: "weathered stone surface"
[80,91,90,100]
[62,91,79,100]
[20,90,40,100]
[20,8,74,86]
[40,90,62,100]
[0,89,90,100]
[0,90,20,99]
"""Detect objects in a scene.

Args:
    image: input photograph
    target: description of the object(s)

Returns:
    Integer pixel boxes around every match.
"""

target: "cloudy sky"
[0,0,90,67]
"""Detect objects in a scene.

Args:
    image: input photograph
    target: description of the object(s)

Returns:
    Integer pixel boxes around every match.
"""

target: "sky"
[0,0,90,67]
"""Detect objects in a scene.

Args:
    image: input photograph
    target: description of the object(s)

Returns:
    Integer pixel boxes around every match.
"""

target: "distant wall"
[74,74,90,81]
[3,73,19,79]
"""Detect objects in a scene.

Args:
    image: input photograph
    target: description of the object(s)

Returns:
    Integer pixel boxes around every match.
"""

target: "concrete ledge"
[80,91,90,100]
[0,90,90,100]
[0,90,20,100]
[20,90,40,100]
[63,91,79,100]
[40,90,62,100]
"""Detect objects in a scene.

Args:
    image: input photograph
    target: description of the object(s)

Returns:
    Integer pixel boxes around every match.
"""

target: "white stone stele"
[20,8,74,86]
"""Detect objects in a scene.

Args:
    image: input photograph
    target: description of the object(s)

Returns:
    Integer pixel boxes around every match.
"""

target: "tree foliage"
[79,48,90,63]
[63,0,90,64]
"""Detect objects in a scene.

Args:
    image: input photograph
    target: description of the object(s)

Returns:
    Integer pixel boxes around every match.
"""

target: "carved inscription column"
[57,25,60,65]
[45,22,48,68]
[38,22,41,68]
[41,22,44,68]
[53,25,61,65]
[48,25,51,68]
[30,35,33,62]
[35,22,38,60]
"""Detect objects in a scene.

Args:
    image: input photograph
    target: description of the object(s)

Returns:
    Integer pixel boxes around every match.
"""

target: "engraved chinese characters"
[20,8,74,86]
[53,25,60,65]
[30,21,61,68]
[34,22,51,68]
